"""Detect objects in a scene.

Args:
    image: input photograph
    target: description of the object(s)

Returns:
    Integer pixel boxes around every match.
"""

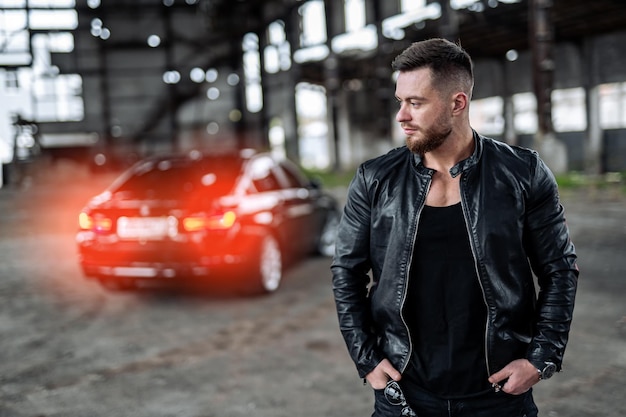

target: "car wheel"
[317,210,340,257]
[254,234,283,293]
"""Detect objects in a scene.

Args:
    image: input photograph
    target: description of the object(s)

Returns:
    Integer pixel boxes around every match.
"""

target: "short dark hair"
[392,38,474,96]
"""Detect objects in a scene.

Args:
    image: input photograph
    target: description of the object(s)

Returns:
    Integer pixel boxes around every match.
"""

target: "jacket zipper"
[459,174,492,377]
[399,175,432,374]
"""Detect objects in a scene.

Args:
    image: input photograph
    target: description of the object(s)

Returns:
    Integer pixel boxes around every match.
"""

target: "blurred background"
[1,2,626,416]
[1,0,626,188]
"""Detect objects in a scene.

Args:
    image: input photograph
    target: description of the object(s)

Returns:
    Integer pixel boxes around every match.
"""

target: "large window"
[299,0,327,47]
[0,1,83,123]
[512,92,538,134]
[472,89,588,137]
[345,0,366,31]
[296,82,329,170]
[293,0,328,63]
[32,74,83,122]
[31,33,83,121]
[599,82,626,129]
[264,21,291,74]
[332,0,377,54]
[3,70,19,93]
[401,0,427,11]
[470,96,504,136]
[242,33,263,113]
[383,0,441,40]
[0,5,31,66]
[552,87,586,132]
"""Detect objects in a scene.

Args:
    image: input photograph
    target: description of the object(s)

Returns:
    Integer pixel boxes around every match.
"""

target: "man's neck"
[422,128,474,174]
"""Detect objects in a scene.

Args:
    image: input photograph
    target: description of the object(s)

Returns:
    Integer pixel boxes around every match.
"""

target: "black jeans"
[373,385,538,417]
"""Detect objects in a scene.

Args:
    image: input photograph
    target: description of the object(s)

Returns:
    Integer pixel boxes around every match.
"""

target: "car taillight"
[183,211,237,232]
[79,212,113,232]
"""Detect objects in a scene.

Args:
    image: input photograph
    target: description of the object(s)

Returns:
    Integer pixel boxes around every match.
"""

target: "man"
[331,38,578,417]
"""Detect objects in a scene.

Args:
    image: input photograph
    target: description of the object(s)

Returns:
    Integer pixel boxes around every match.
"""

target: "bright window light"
[28,0,75,6]
[293,45,329,63]
[264,20,291,73]
[299,0,327,47]
[599,83,626,129]
[29,10,78,30]
[296,83,330,170]
[332,24,377,54]
[552,88,586,132]
[345,0,365,32]
[470,96,504,135]
[243,33,263,113]
[401,0,426,11]
[382,3,441,40]
[513,92,537,134]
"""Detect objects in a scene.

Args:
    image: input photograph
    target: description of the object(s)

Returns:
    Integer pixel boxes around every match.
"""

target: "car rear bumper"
[78,251,251,277]
[76,234,254,281]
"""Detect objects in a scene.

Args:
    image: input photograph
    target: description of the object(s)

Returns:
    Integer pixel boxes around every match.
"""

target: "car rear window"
[113,156,242,200]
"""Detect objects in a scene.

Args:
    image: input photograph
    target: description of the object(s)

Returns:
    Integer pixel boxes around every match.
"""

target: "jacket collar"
[411,130,482,178]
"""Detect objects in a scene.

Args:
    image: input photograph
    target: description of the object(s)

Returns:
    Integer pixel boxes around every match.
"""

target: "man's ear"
[452,92,469,114]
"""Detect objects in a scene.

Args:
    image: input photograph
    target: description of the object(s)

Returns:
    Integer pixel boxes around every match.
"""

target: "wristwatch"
[536,361,557,380]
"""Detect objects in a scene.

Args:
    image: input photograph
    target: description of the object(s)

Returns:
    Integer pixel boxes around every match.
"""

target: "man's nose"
[396,105,410,122]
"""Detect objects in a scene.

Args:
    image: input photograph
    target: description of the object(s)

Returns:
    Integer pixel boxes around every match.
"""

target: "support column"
[530,0,554,143]
[529,0,567,173]
[503,95,517,146]
[582,39,603,175]
[282,9,301,162]
[162,4,178,152]
[283,69,301,163]
[324,0,343,171]
[97,12,112,153]
[502,59,518,146]
[257,27,271,151]
[324,55,342,171]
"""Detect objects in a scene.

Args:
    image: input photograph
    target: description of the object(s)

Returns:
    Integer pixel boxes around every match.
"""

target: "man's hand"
[488,359,541,395]
[365,358,402,389]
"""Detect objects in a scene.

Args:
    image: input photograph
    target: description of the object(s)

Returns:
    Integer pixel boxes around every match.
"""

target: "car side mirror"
[308,177,322,190]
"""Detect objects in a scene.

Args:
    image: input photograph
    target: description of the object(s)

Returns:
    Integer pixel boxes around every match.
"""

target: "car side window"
[249,157,282,192]
[278,161,307,189]
[253,171,281,192]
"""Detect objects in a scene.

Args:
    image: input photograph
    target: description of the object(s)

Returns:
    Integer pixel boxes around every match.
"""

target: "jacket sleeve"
[524,155,579,372]
[331,165,384,378]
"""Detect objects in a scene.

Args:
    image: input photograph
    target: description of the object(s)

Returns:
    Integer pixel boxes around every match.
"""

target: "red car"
[76,149,340,294]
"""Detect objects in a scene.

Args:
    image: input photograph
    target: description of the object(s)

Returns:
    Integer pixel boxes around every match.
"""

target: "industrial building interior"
[2,0,626,186]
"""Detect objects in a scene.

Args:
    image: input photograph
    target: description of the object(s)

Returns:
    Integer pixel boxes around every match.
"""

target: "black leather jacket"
[331,132,578,379]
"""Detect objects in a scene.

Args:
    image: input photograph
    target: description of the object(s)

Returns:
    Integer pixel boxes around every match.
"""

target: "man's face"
[395,68,453,155]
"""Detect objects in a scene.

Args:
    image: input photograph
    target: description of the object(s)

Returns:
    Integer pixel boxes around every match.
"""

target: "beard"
[404,114,453,155]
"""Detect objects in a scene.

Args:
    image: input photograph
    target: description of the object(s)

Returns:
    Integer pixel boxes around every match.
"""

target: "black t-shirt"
[403,202,491,399]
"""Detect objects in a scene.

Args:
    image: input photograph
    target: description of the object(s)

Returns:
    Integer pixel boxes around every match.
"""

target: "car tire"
[251,233,283,294]
[317,210,340,257]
